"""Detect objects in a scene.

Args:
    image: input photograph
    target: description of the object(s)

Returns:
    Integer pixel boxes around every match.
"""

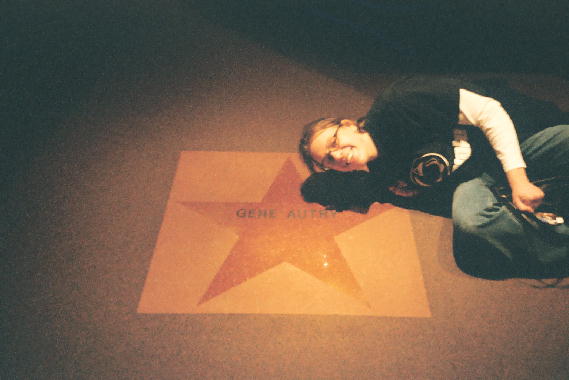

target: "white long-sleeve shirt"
[455,88,526,172]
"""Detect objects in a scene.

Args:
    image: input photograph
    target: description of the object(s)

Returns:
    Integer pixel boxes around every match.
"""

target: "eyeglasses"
[312,124,343,171]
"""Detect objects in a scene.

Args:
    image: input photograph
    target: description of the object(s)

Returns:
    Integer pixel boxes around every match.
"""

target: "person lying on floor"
[298,76,569,279]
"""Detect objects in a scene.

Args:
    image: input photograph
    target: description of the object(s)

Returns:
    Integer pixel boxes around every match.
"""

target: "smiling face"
[309,120,378,172]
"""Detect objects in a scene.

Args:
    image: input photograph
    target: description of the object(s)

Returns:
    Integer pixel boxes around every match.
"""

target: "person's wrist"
[505,167,530,189]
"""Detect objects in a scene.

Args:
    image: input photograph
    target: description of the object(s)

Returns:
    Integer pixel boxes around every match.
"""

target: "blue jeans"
[452,125,569,279]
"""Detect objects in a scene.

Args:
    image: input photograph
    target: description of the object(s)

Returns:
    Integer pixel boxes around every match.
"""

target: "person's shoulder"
[389,75,472,93]
[366,75,467,125]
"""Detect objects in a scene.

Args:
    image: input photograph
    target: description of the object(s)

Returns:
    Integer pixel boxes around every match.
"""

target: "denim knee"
[452,177,517,237]
[522,124,569,175]
[453,202,511,236]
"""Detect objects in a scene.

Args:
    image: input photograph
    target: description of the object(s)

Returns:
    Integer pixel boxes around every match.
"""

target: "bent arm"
[458,89,543,212]
[458,89,526,171]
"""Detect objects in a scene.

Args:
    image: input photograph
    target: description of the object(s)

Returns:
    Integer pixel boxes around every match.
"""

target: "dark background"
[4,0,569,148]
[4,0,569,164]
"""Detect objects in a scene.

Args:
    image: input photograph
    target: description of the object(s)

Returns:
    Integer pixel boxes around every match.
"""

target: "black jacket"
[302,76,567,217]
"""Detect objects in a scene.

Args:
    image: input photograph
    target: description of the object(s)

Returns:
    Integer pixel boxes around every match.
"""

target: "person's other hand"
[512,182,544,213]
[506,167,544,213]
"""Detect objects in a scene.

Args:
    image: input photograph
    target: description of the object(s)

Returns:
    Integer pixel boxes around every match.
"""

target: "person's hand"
[511,182,544,213]
[506,168,544,212]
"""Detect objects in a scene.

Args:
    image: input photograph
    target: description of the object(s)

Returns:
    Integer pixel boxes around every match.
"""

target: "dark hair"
[298,117,367,173]
[300,170,377,213]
